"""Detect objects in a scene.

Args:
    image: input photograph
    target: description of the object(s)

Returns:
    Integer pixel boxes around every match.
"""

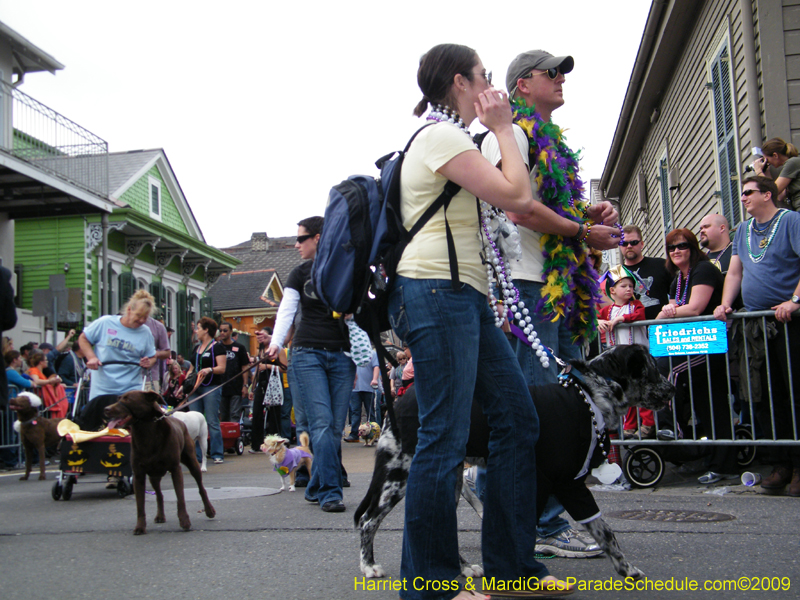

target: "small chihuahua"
[358,422,381,447]
[262,432,313,492]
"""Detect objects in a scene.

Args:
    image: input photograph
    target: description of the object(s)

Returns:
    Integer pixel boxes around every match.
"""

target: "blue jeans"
[280,384,294,442]
[287,357,307,436]
[189,385,223,461]
[515,279,581,537]
[349,390,378,434]
[290,346,355,507]
[390,277,547,599]
[514,279,583,386]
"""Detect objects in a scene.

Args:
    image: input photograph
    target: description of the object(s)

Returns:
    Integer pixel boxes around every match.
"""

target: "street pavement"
[2,440,799,600]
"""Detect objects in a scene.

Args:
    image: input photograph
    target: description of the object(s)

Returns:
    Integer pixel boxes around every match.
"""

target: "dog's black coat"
[354,344,675,579]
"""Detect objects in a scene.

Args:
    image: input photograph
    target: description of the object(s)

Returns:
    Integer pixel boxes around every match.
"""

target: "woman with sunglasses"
[388,44,571,600]
[266,216,354,513]
[655,229,737,483]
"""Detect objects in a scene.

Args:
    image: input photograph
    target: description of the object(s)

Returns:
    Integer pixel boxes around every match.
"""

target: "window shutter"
[710,42,742,227]
[119,272,135,307]
[177,291,188,356]
[200,296,213,318]
[659,157,673,236]
[149,282,166,318]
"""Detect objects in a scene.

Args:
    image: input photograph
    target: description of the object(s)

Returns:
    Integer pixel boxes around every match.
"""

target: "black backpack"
[311,124,461,334]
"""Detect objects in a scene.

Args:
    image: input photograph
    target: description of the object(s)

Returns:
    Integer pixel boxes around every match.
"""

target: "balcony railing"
[0,79,108,198]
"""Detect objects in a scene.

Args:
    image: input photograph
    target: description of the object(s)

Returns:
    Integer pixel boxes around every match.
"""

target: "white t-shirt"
[481,124,546,283]
[397,122,488,294]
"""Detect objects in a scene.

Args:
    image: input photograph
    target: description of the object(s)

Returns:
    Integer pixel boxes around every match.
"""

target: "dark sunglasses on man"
[620,240,641,248]
[296,234,312,244]
[523,66,565,81]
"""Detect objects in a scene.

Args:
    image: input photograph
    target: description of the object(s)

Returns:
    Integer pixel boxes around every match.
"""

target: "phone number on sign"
[666,343,709,352]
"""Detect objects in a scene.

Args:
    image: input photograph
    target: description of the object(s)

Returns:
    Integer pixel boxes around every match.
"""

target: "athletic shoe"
[697,471,737,484]
[248,448,265,454]
[321,500,346,512]
[535,527,603,558]
[464,466,477,494]
[343,435,359,443]
[213,457,224,464]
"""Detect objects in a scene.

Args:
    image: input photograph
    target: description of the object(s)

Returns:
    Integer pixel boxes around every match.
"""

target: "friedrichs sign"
[648,321,728,357]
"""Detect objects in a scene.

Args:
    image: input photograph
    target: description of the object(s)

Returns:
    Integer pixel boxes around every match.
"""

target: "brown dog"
[8,392,63,481]
[104,391,216,535]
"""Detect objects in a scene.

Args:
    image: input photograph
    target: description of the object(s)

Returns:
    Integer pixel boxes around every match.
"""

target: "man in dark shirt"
[218,322,251,422]
[699,213,733,274]
[622,225,672,320]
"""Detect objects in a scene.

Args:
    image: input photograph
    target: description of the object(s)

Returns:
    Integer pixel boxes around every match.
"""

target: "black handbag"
[182,373,198,396]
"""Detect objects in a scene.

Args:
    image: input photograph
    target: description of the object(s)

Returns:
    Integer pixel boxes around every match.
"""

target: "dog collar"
[18,416,38,426]
[560,374,609,479]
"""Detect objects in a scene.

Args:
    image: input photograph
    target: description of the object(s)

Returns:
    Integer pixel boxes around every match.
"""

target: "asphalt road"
[2,442,799,600]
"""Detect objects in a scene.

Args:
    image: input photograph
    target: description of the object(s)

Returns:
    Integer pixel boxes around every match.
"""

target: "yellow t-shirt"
[397,122,487,294]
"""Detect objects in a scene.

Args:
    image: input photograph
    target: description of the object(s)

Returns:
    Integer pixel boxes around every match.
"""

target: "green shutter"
[200,296,213,319]
[149,282,166,318]
[119,272,135,308]
[177,291,188,356]
[710,43,742,227]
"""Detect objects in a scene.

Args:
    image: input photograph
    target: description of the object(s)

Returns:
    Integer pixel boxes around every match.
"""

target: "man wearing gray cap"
[481,49,621,560]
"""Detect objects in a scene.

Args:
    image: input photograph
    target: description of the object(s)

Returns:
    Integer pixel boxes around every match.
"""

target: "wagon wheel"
[624,447,664,488]
[62,476,75,501]
[51,480,62,501]
[735,425,757,468]
[117,478,132,498]
[235,438,244,455]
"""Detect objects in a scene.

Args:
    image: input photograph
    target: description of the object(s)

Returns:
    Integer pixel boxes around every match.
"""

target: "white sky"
[1,0,651,248]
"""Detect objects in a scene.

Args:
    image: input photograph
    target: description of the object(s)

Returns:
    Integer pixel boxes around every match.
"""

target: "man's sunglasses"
[523,67,563,81]
[667,242,691,253]
[741,189,759,197]
[620,240,641,247]
[296,234,312,244]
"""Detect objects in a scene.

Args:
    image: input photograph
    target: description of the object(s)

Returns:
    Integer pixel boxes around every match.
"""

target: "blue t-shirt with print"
[83,315,156,400]
[353,350,379,393]
[733,209,800,311]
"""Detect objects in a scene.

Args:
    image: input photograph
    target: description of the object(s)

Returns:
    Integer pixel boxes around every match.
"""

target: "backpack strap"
[401,124,463,289]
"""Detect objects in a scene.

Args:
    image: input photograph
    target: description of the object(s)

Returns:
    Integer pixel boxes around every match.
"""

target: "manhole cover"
[607,509,735,522]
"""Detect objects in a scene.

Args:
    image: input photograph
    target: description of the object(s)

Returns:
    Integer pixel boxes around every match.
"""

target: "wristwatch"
[792,294,800,304]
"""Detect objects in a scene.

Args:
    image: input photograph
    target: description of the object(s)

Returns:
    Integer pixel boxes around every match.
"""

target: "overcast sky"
[1,1,651,248]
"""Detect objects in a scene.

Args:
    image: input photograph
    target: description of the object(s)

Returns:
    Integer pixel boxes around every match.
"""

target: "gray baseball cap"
[506,50,574,96]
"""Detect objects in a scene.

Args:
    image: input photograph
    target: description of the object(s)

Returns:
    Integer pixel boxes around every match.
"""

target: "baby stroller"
[52,361,145,501]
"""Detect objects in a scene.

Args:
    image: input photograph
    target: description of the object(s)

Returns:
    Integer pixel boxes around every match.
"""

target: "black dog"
[354,344,675,580]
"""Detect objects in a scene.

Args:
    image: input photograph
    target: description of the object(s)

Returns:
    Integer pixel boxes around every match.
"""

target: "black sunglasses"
[620,240,641,247]
[296,234,312,244]
[741,189,759,197]
[524,67,562,81]
[667,242,691,252]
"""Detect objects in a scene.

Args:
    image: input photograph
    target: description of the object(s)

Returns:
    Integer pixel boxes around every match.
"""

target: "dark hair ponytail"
[413,43,477,117]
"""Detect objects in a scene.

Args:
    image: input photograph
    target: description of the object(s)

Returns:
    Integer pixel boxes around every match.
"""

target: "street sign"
[648,320,728,357]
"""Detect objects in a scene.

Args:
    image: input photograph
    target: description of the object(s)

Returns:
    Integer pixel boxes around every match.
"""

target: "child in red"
[598,266,653,438]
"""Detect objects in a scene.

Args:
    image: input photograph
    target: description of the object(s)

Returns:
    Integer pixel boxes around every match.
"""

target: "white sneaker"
[535,527,603,558]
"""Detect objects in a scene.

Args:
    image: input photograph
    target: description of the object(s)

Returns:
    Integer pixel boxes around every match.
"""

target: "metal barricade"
[604,310,798,449]
[1,385,22,467]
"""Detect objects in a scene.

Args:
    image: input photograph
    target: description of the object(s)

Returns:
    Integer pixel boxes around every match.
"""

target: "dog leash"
[159,355,285,419]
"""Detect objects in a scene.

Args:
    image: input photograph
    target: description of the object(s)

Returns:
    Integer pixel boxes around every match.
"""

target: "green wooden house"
[14,148,239,355]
